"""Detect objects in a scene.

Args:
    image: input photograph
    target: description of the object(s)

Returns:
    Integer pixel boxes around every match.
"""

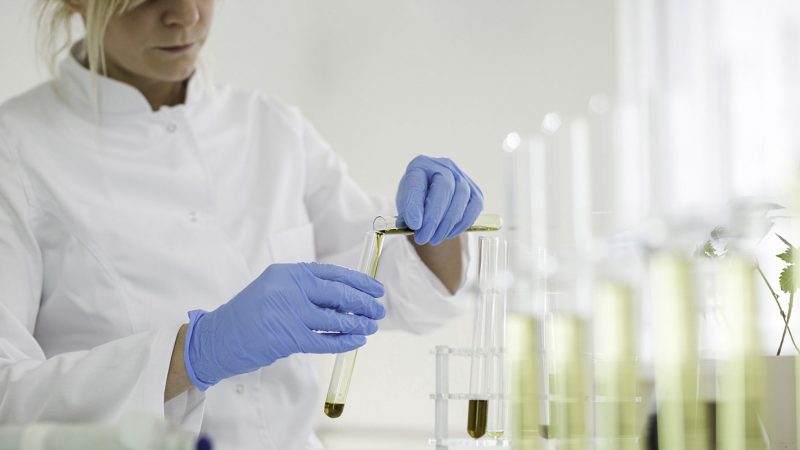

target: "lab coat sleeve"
[296,108,470,333]
[0,131,194,428]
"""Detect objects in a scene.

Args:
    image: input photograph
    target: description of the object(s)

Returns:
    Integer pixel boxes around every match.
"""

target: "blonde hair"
[36,0,147,76]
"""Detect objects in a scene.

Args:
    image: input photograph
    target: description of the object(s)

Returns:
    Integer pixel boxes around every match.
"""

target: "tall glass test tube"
[508,314,540,450]
[324,213,503,419]
[486,239,508,439]
[323,231,383,418]
[468,236,508,439]
[716,253,765,450]
[594,281,638,450]
[651,252,709,450]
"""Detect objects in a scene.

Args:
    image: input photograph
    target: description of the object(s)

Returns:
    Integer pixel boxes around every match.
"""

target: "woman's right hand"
[183,262,385,391]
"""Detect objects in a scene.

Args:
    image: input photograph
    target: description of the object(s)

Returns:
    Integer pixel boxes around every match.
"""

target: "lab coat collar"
[57,40,205,117]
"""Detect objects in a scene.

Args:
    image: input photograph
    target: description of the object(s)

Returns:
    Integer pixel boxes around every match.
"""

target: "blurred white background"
[0,0,615,447]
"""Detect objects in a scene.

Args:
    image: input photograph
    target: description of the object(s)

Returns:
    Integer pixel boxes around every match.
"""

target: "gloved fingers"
[304,307,379,335]
[437,157,463,174]
[303,262,384,298]
[305,332,367,354]
[307,278,386,320]
[448,188,484,238]
[429,174,470,245]
[414,171,455,245]
[395,168,428,231]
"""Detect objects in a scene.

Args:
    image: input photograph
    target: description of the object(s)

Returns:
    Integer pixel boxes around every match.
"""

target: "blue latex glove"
[396,155,484,246]
[183,262,385,391]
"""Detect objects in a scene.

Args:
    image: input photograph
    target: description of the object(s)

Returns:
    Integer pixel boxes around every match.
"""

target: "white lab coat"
[0,44,467,450]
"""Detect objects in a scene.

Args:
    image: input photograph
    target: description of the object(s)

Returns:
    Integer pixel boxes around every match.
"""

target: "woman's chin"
[154,65,200,83]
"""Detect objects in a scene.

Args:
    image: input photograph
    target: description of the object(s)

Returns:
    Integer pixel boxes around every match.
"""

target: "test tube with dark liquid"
[468,236,507,438]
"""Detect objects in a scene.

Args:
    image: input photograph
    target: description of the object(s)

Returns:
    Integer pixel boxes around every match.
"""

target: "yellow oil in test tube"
[509,314,539,450]
[594,281,638,450]
[717,254,764,450]
[651,253,709,450]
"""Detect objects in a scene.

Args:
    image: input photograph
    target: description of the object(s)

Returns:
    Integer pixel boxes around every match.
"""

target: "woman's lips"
[158,43,195,53]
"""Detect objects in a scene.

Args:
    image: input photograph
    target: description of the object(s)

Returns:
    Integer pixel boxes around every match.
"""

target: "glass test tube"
[534,117,594,444]
[508,314,540,450]
[434,346,450,450]
[547,314,587,449]
[716,254,765,450]
[501,132,542,436]
[651,253,709,450]
[502,133,546,450]
[324,213,503,419]
[486,347,507,439]
[593,281,638,450]
[374,213,503,236]
[486,238,508,439]
[323,231,384,418]
[468,236,507,439]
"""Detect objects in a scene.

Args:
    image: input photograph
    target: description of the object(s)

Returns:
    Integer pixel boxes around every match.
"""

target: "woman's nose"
[162,0,201,28]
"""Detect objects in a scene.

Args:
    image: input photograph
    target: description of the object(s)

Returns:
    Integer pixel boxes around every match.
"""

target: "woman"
[0,1,484,449]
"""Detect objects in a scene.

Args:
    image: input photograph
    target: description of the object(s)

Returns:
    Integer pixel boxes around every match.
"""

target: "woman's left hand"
[395,155,484,246]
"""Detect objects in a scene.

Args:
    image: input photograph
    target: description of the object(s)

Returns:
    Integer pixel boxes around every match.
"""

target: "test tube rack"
[430,346,509,449]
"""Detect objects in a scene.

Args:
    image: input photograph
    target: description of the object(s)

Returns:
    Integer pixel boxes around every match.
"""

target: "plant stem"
[778,291,796,356]
[757,266,800,354]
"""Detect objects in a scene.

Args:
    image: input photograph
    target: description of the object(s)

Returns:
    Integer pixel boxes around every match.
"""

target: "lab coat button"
[166,122,177,133]
[236,384,245,394]
[189,211,198,222]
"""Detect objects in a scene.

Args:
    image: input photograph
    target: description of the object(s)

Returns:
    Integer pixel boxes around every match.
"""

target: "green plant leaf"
[780,266,797,294]
[776,234,798,265]
[778,249,794,264]
[695,240,717,258]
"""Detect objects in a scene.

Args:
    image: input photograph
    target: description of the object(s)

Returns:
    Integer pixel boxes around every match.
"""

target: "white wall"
[0,1,615,447]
